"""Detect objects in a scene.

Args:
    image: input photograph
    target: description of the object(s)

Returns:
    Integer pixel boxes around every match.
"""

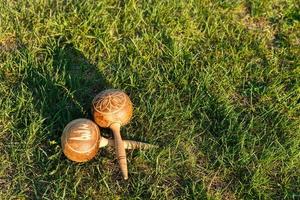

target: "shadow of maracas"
[91,89,133,180]
[61,118,156,162]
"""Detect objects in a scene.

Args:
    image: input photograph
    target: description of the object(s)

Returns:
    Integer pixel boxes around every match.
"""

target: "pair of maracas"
[61,89,155,180]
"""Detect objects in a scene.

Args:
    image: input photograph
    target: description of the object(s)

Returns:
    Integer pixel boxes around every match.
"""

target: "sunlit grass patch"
[0,0,299,199]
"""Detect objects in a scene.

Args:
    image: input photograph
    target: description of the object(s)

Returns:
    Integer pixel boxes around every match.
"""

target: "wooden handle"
[110,123,128,180]
[123,140,158,149]
[99,137,109,148]
[101,138,158,149]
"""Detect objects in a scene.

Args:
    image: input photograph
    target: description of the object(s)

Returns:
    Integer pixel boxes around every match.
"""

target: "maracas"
[61,118,100,162]
[92,89,133,179]
[61,118,155,162]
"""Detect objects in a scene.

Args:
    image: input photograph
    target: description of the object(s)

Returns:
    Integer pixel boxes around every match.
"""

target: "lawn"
[0,0,299,199]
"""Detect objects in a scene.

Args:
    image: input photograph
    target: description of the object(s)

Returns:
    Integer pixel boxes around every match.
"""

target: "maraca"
[61,118,155,162]
[92,89,133,179]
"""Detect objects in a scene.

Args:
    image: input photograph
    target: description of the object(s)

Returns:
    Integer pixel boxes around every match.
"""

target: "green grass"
[0,0,299,199]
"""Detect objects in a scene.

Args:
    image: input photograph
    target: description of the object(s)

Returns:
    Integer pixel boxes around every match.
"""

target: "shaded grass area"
[0,0,299,199]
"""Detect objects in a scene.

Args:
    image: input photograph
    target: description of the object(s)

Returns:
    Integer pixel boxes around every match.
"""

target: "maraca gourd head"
[61,118,100,162]
[92,89,133,127]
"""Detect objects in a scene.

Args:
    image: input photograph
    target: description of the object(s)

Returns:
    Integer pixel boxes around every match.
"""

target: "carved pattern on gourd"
[93,90,127,114]
[61,119,100,162]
